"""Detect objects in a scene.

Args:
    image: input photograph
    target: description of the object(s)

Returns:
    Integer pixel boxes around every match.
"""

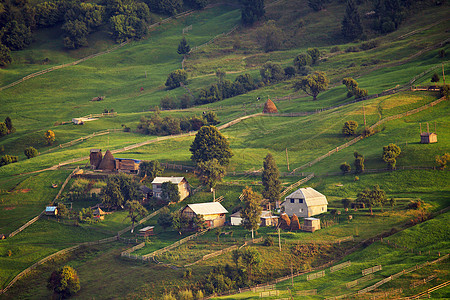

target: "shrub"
[342,120,358,136]
[435,153,449,170]
[165,69,187,89]
[330,46,340,53]
[162,292,177,300]
[345,46,359,52]
[359,40,379,50]
[284,66,296,78]
[340,162,351,174]
[160,95,177,110]
[263,235,274,246]
[0,154,18,166]
[438,49,446,58]
[362,127,375,137]
[431,73,440,83]
[183,269,192,278]
[24,146,38,159]
[194,290,204,300]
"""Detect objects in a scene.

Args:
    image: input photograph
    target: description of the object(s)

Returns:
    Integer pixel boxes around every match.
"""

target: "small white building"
[230,210,278,227]
[151,177,190,201]
[283,187,328,218]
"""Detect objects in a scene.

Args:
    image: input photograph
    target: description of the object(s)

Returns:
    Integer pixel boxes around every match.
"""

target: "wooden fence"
[184,245,239,267]
[330,261,351,273]
[362,265,382,276]
[307,270,325,281]
[0,236,118,295]
[346,274,374,289]
[53,167,79,202]
[279,173,315,197]
[189,25,239,54]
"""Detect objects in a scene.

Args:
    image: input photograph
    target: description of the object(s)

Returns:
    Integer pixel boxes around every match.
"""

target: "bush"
[345,46,359,53]
[263,235,274,246]
[342,120,358,136]
[0,154,18,166]
[160,95,177,110]
[362,127,375,137]
[178,289,194,300]
[330,46,340,53]
[165,69,187,89]
[431,73,440,83]
[340,162,351,174]
[284,66,296,78]
[438,49,446,58]
[359,40,379,50]
[24,146,38,159]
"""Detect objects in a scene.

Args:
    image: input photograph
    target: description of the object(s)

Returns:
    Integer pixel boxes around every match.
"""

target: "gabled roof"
[186,202,228,215]
[152,177,185,184]
[139,226,154,232]
[285,187,328,206]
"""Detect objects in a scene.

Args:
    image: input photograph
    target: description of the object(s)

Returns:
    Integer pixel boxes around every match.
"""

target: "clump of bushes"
[0,154,18,166]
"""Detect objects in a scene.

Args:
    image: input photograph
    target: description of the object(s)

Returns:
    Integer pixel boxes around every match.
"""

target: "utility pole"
[291,260,294,286]
[442,63,446,86]
[286,148,290,171]
[278,227,281,252]
[363,103,366,127]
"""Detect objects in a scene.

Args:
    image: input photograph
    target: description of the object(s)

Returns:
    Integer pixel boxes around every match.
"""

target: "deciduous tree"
[161,181,180,203]
[47,265,80,298]
[382,143,401,170]
[307,48,320,65]
[196,159,226,192]
[356,185,386,215]
[203,111,220,125]
[340,162,351,174]
[354,151,365,173]
[240,0,265,25]
[139,160,164,181]
[256,20,284,52]
[24,146,38,159]
[165,69,188,89]
[44,130,56,145]
[342,120,358,136]
[293,71,329,101]
[125,200,148,233]
[190,125,233,166]
[240,186,262,239]
[436,153,450,170]
[240,247,261,282]
[157,207,173,230]
[0,43,12,66]
[101,173,140,208]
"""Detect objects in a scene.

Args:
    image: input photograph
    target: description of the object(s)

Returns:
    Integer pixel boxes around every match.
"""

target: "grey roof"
[285,187,328,206]
[230,211,242,218]
[90,149,101,153]
[152,177,185,184]
[186,202,228,215]
[139,226,154,232]
[304,217,319,221]
[46,206,57,212]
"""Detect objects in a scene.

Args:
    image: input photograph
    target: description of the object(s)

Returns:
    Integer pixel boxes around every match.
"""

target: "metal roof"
[304,217,319,221]
[115,158,141,163]
[46,206,57,212]
[186,202,228,215]
[285,187,328,206]
[139,226,154,232]
[152,177,185,184]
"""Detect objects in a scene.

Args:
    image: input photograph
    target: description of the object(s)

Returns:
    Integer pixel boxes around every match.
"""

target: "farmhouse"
[230,210,278,226]
[151,177,190,201]
[181,202,228,228]
[282,187,328,217]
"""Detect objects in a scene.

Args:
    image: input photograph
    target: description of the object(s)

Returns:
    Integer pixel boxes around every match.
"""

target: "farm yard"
[0,0,449,299]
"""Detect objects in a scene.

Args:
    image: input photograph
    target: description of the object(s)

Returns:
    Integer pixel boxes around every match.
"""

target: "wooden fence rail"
[362,265,382,276]
[279,173,315,197]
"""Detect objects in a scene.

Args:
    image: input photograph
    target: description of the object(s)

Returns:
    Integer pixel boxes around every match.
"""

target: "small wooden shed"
[420,132,437,144]
[115,158,141,173]
[138,226,155,237]
[303,217,321,232]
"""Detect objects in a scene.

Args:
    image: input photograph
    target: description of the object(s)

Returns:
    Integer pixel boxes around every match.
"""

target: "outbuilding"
[138,226,155,237]
[45,206,58,216]
[181,202,228,228]
[303,217,321,232]
[283,187,328,217]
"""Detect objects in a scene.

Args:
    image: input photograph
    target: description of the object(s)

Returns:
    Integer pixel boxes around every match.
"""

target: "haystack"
[279,213,291,230]
[98,150,116,171]
[263,99,278,113]
[90,149,102,169]
[290,214,301,231]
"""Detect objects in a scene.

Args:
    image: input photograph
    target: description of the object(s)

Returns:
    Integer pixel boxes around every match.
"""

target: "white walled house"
[151,177,190,201]
[282,187,328,218]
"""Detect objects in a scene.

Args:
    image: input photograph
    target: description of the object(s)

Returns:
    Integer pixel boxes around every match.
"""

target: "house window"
[290,199,295,203]
[299,199,303,203]
[299,209,303,212]
[322,207,324,211]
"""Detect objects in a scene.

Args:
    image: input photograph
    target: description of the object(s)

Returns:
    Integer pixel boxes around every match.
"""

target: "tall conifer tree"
[262,153,281,209]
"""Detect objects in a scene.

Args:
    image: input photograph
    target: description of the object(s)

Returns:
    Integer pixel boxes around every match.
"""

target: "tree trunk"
[251,228,254,239]
[313,94,317,101]
[370,207,373,215]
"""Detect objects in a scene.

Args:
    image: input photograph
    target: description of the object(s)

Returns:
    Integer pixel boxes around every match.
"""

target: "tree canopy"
[294,71,329,101]
[139,160,164,180]
[190,125,233,166]
[382,143,401,169]
[161,181,180,203]
[47,265,80,298]
[356,185,387,215]
[240,0,265,25]
[177,37,190,54]
[196,159,226,191]
[101,173,140,208]
[45,130,56,145]
[165,69,188,89]
[342,0,363,40]
[342,120,358,136]
[240,186,262,239]
[125,200,148,233]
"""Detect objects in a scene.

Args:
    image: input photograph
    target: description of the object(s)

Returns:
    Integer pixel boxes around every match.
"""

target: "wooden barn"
[115,158,141,173]
[420,123,438,144]
[303,217,321,232]
[181,202,228,228]
[151,177,190,201]
[98,150,116,171]
[138,226,155,237]
[90,149,103,169]
[282,187,328,218]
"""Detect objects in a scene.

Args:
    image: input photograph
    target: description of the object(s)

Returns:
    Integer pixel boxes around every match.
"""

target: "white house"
[282,187,328,217]
[151,177,190,201]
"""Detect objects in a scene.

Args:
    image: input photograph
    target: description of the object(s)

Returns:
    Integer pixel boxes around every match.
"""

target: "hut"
[138,226,155,237]
[420,123,437,144]
[45,206,58,216]
[181,202,228,228]
[263,99,278,113]
[90,149,103,169]
[283,187,328,217]
[230,211,243,226]
[303,217,321,232]
[151,177,190,201]
[115,158,141,173]
[92,207,106,221]
[98,150,116,171]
